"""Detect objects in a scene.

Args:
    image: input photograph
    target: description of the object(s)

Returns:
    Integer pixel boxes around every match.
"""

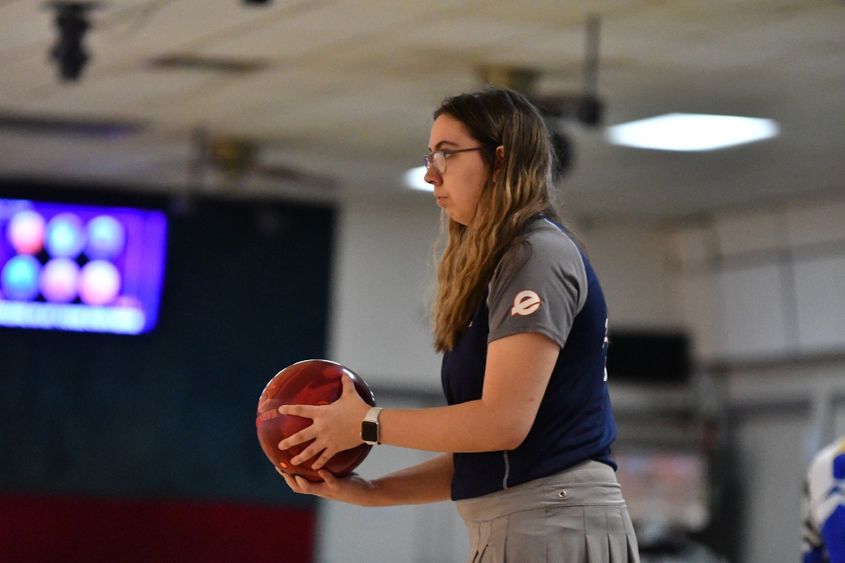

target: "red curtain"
[0,494,314,563]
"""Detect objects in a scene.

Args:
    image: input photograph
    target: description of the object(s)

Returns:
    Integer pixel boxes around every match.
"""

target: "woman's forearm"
[378,399,524,454]
[377,333,560,454]
[368,453,454,507]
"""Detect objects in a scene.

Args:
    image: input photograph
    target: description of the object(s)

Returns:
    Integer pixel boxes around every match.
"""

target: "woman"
[277,87,639,562]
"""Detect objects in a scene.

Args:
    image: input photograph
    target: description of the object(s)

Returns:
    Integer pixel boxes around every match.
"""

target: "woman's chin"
[448,214,468,226]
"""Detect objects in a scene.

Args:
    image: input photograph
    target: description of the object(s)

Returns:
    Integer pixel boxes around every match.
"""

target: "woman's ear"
[492,145,505,183]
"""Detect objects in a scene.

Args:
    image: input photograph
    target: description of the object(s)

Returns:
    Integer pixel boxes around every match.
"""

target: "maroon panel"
[0,494,314,563]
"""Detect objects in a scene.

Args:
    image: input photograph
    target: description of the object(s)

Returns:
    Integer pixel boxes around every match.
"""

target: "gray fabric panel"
[487,220,587,349]
[458,461,640,563]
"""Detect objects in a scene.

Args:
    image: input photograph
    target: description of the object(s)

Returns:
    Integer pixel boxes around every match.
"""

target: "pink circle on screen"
[79,260,121,306]
[40,258,80,303]
[7,210,46,254]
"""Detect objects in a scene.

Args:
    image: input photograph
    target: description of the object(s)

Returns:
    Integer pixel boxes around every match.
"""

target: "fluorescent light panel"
[404,166,432,192]
[606,113,780,151]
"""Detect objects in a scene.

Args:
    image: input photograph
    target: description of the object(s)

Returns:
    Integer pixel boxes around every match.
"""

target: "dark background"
[0,180,335,509]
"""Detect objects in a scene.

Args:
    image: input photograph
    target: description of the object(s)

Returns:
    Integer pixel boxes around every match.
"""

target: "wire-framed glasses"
[423,147,483,175]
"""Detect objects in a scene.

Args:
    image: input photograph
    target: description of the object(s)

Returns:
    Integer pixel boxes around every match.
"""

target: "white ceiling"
[0,0,843,220]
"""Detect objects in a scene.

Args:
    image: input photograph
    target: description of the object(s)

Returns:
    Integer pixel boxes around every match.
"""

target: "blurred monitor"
[0,198,167,334]
[607,330,691,383]
[615,450,709,530]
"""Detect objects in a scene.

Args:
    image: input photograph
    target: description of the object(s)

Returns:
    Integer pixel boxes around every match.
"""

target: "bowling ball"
[256,359,376,482]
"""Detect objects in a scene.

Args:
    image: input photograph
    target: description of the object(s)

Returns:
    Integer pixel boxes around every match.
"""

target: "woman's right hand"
[277,467,377,506]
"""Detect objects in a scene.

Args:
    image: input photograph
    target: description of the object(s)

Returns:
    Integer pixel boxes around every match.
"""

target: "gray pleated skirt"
[456,460,639,563]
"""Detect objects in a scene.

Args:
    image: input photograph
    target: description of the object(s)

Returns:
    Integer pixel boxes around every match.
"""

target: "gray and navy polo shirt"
[441,215,617,501]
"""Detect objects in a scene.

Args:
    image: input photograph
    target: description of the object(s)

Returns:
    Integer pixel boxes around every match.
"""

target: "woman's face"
[425,114,490,227]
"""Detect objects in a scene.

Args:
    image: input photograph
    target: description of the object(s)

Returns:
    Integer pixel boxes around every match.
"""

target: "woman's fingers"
[280,468,372,506]
[278,426,317,451]
[278,467,321,496]
[290,442,331,466]
[277,379,364,466]
[317,469,338,486]
[278,404,316,417]
[278,466,317,495]
[278,469,302,493]
[293,475,315,493]
[310,450,335,471]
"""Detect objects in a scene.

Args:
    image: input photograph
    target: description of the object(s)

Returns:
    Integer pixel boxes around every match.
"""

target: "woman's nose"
[424,166,440,186]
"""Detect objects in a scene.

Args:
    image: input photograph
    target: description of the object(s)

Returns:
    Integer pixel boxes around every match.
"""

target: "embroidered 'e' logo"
[511,290,541,316]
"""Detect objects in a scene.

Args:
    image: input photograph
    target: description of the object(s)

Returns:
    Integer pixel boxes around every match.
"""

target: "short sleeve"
[487,229,588,348]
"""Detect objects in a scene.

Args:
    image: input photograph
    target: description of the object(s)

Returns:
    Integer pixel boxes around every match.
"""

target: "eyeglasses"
[423,147,483,175]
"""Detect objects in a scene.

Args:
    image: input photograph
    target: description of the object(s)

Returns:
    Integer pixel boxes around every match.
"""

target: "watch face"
[362,421,378,443]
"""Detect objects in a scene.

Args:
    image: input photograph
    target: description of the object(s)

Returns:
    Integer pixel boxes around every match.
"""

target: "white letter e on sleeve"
[511,290,541,316]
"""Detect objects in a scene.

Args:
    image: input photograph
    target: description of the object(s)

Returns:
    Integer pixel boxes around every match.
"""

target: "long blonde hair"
[433,88,561,352]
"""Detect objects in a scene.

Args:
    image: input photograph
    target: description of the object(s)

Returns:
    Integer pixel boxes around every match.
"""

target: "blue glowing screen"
[0,199,167,334]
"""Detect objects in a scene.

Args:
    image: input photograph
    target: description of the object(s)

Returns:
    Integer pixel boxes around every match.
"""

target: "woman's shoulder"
[496,218,584,277]
[509,218,582,261]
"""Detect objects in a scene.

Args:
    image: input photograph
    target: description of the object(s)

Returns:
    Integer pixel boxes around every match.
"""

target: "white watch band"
[362,406,383,445]
[364,406,383,423]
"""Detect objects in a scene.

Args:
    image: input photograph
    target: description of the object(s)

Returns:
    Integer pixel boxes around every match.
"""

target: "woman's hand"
[277,375,371,470]
[277,467,377,506]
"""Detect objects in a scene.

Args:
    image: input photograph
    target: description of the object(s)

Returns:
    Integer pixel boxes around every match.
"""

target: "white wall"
[328,194,442,392]
[578,218,682,330]
[669,192,845,562]
[668,193,845,364]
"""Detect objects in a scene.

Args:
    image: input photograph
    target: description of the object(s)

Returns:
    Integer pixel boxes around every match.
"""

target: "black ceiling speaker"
[477,14,606,179]
[531,13,605,128]
[47,2,99,81]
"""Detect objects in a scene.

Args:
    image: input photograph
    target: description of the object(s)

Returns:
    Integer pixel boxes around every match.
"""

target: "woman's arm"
[381,332,559,452]
[279,332,560,469]
[281,452,453,507]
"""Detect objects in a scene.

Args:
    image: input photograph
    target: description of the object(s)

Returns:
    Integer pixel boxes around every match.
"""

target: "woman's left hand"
[277,468,377,506]
[277,375,371,470]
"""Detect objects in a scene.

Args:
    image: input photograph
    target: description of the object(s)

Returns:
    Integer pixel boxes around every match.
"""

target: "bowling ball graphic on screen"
[256,359,376,482]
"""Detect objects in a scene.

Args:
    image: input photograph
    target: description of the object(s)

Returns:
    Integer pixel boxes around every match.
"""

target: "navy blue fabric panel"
[0,186,333,508]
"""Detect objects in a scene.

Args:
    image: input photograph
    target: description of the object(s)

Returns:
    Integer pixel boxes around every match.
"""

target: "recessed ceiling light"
[404,166,431,192]
[605,113,780,151]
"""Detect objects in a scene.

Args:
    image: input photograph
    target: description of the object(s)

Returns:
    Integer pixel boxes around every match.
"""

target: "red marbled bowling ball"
[256,359,376,482]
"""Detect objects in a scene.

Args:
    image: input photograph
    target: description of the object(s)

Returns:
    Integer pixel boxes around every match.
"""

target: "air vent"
[0,113,145,139]
[148,54,269,74]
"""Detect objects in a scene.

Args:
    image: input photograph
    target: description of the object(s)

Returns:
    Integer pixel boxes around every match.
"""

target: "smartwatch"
[361,406,383,446]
